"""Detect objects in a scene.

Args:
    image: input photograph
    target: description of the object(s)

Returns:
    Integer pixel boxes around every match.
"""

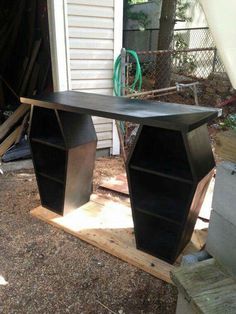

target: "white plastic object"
[199,0,236,88]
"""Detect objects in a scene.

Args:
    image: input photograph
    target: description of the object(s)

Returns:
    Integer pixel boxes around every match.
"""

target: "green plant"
[127,10,150,29]
[172,33,197,74]
[124,0,150,30]
[219,114,236,130]
[176,0,192,22]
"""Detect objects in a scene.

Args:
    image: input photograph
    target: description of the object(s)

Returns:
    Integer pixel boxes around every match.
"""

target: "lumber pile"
[0,104,30,158]
[0,1,52,162]
[0,36,51,160]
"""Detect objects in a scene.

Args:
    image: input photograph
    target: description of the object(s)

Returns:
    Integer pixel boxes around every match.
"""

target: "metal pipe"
[126,86,177,98]
[123,26,210,32]
[136,47,216,54]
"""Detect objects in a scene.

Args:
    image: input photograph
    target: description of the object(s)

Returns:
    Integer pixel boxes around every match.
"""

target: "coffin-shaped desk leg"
[29,106,97,215]
[127,124,215,263]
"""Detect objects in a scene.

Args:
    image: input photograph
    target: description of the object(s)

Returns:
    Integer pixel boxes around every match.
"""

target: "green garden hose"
[113,49,142,96]
[113,50,142,136]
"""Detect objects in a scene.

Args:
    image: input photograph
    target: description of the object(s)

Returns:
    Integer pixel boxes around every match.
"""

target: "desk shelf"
[127,124,215,263]
[37,174,65,214]
[31,141,66,183]
[130,126,193,181]
[29,106,97,215]
[134,210,182,262]
[30,107,66,148]
[129,169,192,224]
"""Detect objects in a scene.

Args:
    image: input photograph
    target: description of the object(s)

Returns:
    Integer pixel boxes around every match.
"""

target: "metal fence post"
[120,48,126,96]
[212,47,217,73]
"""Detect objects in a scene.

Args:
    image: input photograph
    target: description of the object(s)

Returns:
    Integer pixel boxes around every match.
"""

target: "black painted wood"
[24,91,218,263]
[127,124,215,263]
[21,91,219,131]
[29,106,97,215]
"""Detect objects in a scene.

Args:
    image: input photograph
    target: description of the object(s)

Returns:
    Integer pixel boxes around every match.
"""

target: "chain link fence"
[122,27,229,151]
[125,27,225,80]
[131,47,225,82]
[124,27,216,51]
[125,27,225,90]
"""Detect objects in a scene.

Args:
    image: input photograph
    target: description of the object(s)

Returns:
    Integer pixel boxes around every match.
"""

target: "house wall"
[67,0,114,151]
[48,0,122,154]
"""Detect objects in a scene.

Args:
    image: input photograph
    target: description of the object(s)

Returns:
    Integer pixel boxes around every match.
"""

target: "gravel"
[0,157,177,313]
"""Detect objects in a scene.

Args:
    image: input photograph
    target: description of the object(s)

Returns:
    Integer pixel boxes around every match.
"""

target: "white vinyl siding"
[67,0,115,150]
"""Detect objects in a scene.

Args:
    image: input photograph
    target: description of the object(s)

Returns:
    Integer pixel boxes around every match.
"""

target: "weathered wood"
[215,130,236,163]
[0,126,21,156]
[15,112,30,144]
[31,195,207,284]
[0,104,30,142]
[19,39,42,96]
[100,173,129,196]
[171,258,236,313]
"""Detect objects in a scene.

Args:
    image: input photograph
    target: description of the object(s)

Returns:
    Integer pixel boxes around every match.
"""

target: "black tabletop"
[21,91,220,131]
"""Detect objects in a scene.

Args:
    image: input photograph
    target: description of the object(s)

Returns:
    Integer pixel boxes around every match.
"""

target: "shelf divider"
[130,164,193,184]
[36,171,64,185]
[31,137,66,150]
[135,206,183,226]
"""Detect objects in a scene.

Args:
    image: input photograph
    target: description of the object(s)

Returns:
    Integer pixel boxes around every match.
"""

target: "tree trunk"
[155,0,177,89]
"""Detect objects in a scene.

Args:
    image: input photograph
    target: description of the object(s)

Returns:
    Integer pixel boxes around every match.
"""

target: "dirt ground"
[0,157,177,314]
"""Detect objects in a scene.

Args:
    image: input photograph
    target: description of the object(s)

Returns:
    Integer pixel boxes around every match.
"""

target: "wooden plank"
[0,104,30,142]
[15,112,30,144]
[31,196,208,284]
[171,258,236,313]
[19,39,42,95]
[0,126,21,156]
[198,176,215,220]
[215,130,236,163]
[100,173,129,196]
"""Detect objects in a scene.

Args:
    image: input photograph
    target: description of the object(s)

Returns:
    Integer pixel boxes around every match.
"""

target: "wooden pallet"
[171,258,236,313]
[31,194,208,284]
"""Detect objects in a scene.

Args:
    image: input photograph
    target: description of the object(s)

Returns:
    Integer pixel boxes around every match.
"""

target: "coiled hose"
[113,49,142,96]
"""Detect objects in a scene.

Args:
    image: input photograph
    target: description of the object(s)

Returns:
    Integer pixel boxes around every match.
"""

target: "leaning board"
[30,194,208,284]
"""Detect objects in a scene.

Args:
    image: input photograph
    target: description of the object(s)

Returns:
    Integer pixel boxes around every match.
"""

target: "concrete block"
[0,159,33,173]
[206,210,236,277]
[212,161,236,225]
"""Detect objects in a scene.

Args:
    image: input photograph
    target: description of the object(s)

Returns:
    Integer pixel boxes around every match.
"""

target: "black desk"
[21,91,218,263]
